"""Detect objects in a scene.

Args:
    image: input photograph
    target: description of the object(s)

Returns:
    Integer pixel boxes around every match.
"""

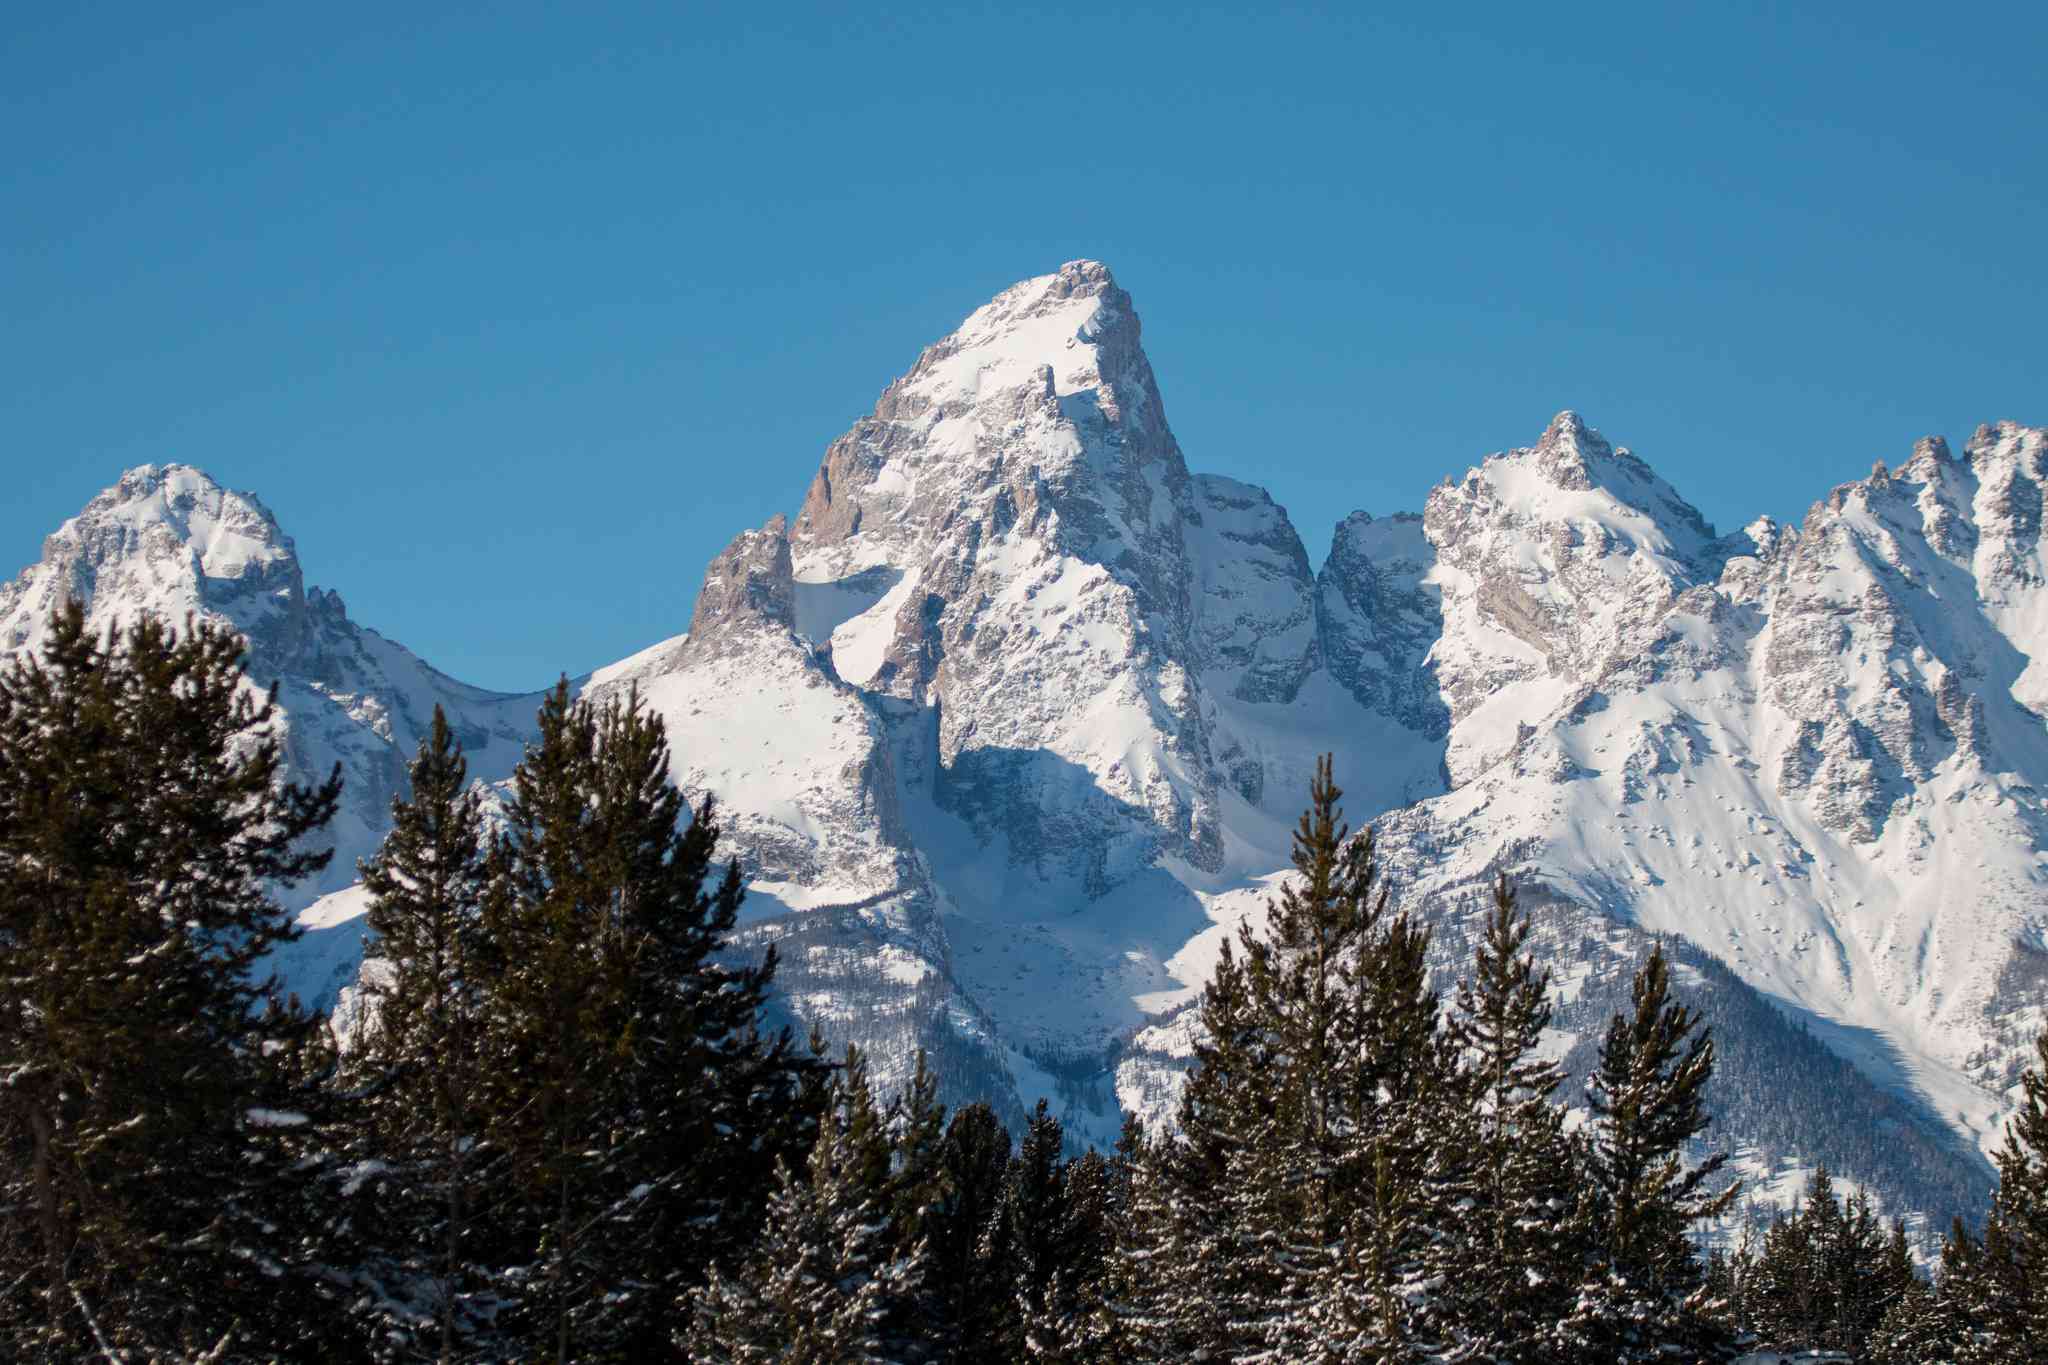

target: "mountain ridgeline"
[6,260,2045,1248]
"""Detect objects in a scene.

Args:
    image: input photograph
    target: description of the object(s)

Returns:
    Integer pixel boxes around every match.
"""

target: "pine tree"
[1245,757,1445,1360]
[475,679,815,1360]
[1867,1271,1961,1365]
[1431,872,1576,1359]
[1937,1024,2048,1362]
[1558,941,1738,1362]
[1983,1024,2048,1352]
[1008,1098,1069,1355]
[342,705,499,1359]
[924,1100,1014,1353]
[886,1050,949,1257]
[878,1049,950,1348]
[1120,935,1274,1359]
[1870,1222,1968,1364]
[1119,757,1456,1363]
[1031,1141,1127,1362]
[1749,1195,1817,1348]
[684,1047,928,1364]
[0,603,345,1359]
[1003,1102,1120,1361]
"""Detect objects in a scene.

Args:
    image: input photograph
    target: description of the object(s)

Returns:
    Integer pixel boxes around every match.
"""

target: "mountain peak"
[791,261,1176,567]
[1,464,306,654]
[89,463,298,573]
[919,259,1136,391]
[1531,409,1611,490]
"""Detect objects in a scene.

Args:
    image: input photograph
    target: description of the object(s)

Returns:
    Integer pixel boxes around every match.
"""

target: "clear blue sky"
[6,3,2043,690]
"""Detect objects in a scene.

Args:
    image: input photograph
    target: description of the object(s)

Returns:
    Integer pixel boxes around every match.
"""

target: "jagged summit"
[1448,410,1722,574]
[0,462,312,659]
[790,260,1176,569]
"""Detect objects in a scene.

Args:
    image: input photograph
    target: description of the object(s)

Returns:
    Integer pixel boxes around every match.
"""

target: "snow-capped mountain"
[11,263,2043,1240]
[0,465,548,1004]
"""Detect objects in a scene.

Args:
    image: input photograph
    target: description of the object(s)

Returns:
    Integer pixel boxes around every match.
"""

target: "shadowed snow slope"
[10,265,2042,1235]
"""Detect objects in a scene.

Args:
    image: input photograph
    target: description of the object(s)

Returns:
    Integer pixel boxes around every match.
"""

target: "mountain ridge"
[8,262,2041,1245]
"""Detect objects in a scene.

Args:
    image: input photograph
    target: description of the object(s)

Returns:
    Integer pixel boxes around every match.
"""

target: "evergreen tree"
[1749,1199,1814,1348]
[1007,1098,1069,1355]
[1982,1024,2048,1352]
[1740,1164,1907,1356]
[1431,871,1577,1359]
[1048,1129,1146,1365]
[1243,757,1445,1361]
[0,603,344,1359]
[1120,757,1455,1363]
[1119,936,1274,1359]
[1870,1220,1969,1364]
[924,1100,1014,1353]
[1007,1103,1119,1360]
[341,705,499,1359]
[1937,1024,2048,1362]
[684,1047,928,1364]
[1867,1271,1960,1365]
[886,1050,949,1256]
[1557,941,1737,1362]
[476,679,815,1360]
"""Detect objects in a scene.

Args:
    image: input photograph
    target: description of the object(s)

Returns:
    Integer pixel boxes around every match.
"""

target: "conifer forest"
[8,605,2048,1364]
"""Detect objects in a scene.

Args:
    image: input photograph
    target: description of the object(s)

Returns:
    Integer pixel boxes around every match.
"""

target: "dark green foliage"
[1731,1163,1915,1357]
[338,703,500,1358]
[472,679,817,1360]
[1118,756,1456,1362]
[925,1099,1017,1351]
[0,653,1825,1363]
[1428,872,1578,1360]
[685,1045,930,1364]
[1917,1026,2048,1362]
[1557,941,1738,1361]
[0,602,344,1361]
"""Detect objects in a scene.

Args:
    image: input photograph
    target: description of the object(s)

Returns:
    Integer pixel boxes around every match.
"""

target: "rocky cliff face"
[11,266,2043,1233]
[788,261,1224,887]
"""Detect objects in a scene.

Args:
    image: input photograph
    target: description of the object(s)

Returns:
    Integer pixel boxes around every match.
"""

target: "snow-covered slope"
[11,265,2041,1235]
[1358,417,2048,1167]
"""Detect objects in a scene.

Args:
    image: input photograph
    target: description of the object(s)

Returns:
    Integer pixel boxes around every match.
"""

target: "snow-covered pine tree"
[1866,1270,1961,1364]
[1117,936,1273,1358]
[1555,941,1738,1362]
[1428,872,1577,1360]
[887,1050,947,1254]
[1013,1116,1120,1361]
[1242,757,1450,1361]
[1006,1099,1068,1357]
[476,680,815,1361]
[0,603,347,1360]
[1868,1221,1969,1363]
[1118,757,1460,1362]
[1831,1187,1905,1352]
[1936,1024,2048,1362]
[1042,1127,1138,1362]
[683,1047,929,1364]
[1984,1025,2048,1351]
[1743,1163,1906,1356]
[1748,1174,1822,1348]
[337,704,500,1359]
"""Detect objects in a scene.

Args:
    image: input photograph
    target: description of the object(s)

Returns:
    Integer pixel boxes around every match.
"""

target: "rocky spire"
[688,514,796,645]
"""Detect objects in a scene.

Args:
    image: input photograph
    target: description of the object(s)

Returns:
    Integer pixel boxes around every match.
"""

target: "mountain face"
[12,265,2045,1238]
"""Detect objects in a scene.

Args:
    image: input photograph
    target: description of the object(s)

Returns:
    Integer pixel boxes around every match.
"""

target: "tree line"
[3,604,2047,1361]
